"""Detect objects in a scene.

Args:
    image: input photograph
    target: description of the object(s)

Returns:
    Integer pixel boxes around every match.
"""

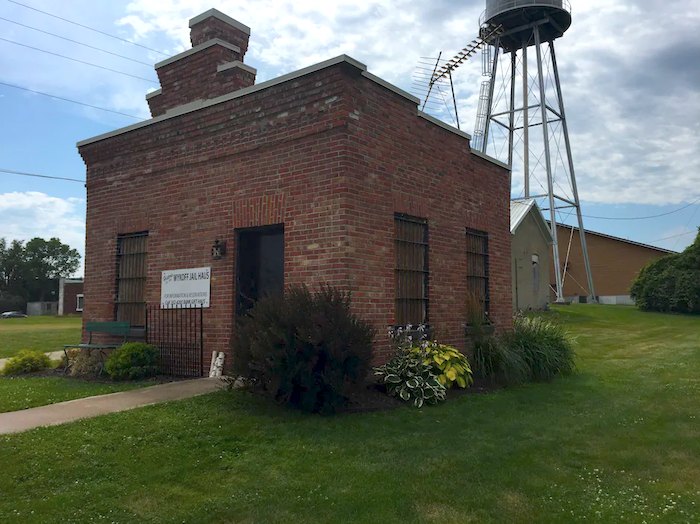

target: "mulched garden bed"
[344,377,503,413]
[30,367,187,385]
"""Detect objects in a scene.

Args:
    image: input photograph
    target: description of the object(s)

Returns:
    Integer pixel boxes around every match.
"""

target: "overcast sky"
[1,0,698,275]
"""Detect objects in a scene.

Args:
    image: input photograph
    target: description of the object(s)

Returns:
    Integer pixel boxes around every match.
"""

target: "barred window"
[466,228,489,321]
[395,214,428,326]
[116,232,148,326]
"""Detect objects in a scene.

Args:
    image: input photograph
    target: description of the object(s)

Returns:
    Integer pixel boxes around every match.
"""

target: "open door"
[236,224,284,316]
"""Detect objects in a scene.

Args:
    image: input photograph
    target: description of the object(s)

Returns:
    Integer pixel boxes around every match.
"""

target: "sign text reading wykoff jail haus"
[161,267,211,308]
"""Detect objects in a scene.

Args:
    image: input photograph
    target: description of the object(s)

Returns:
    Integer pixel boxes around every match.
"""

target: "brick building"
[551,224,673,304]
[77,9,511,374]
[58,277,84,315]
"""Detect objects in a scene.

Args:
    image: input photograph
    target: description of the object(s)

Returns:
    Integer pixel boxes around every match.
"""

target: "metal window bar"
[395,214,429,326]
[466,228,490,320]
[116,232,148,327]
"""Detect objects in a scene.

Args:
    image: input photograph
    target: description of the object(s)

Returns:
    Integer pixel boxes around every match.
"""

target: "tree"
[631,229,700,314]
[0,238,26,297]
[0,237,80,305]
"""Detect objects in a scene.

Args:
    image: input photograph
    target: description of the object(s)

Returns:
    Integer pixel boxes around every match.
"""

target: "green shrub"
[505,315,575,381]
[471,336,529,386]
[104,343,159,381]
[3,349,51,375]
[631,230,700,314]
[374,350,446,408]
[234,285,375,414]
[416,342,473,389]
[374,325,453,407]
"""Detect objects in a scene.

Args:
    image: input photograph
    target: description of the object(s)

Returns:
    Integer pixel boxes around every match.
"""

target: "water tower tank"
[482,0,572,51]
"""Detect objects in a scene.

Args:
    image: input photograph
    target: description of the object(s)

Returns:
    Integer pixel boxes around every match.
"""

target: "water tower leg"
[549,42,597,302]
[522,42,529,198]
[534,26,566,303]
[508,50,516,167]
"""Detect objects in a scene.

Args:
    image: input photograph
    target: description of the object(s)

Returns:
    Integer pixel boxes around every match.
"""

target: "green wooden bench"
[63,321,131,374]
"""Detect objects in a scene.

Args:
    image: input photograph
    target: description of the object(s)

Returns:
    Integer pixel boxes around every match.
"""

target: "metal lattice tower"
[474,0,595,303]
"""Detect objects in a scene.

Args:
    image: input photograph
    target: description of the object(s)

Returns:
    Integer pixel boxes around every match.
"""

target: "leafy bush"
[374,325,456,407]
[417,342,473,389]
[505,315,575,381]
[104,342,159,381]
[64,348,105,377]
[631,231,700,314]
[471,336,529,386]
[3,349,52,375]
[374,350,446,408]
[233,285,375,414]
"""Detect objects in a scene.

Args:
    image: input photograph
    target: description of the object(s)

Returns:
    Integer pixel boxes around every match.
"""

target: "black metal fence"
[145,305,203,377]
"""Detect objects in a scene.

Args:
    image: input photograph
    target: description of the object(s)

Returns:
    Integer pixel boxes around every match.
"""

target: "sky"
[0,0,698,277]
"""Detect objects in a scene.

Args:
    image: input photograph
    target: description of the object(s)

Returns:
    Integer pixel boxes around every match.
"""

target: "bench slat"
[85,321,131,335]
[64,344,120,350]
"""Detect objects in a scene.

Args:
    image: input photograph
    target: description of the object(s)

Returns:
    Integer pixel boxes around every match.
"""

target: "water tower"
[475,0,595,303]
[415,1,596,303]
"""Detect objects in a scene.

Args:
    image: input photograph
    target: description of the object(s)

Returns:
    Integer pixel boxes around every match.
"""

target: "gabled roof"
[551,222,676,254]
[510,199,553,244]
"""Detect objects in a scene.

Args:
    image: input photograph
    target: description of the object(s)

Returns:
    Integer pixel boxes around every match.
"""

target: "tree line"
[0,237,80,312]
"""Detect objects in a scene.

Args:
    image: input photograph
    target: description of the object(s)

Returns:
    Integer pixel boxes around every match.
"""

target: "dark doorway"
[236,224,284,316]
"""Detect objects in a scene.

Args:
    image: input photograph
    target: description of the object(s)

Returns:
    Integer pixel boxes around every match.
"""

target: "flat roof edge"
[145,88,161,100]
[189,9,251,35]
[77,54,367,148]
[155,39,241,69]
[361,71,419,105]
[217,60,257,75]
[418,111,472,140]
[470,148,510,170]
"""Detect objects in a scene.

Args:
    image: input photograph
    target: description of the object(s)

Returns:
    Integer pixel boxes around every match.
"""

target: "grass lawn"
[0,315,82,359]
[0,305,698,523]
[0,376,152,413]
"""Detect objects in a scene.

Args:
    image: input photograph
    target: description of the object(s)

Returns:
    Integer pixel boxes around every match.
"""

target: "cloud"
[2,0,698,207]
[0,192,85,276]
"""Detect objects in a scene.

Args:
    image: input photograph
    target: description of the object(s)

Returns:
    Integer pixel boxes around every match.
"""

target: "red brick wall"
[79,62,511,373]
[341,76,512,362]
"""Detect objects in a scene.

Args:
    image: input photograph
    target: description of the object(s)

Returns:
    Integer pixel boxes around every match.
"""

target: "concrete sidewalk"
[0,351,64,371]
[0,377,222,435]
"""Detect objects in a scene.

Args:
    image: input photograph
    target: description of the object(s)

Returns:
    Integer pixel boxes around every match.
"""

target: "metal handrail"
[479,0,572,27]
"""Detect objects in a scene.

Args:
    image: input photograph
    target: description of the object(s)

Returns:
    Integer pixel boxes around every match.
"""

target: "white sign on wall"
[161,267,211,308]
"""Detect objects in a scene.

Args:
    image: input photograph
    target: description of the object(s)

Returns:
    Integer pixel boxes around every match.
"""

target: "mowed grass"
[0,305,698,523]
[0,315,82,359]
[0,376,150,413]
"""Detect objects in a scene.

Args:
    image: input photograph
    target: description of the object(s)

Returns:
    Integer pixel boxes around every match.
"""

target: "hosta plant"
[374,324,448,408]
[374,350,446,408]
[417,342,473,389]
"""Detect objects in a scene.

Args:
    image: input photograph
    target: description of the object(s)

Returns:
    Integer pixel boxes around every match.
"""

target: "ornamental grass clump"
[233,285,375,414]
[505,315,576,382]
[471,336,529,386]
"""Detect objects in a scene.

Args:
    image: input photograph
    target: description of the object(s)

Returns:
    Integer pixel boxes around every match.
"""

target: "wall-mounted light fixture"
[212,239,227,260]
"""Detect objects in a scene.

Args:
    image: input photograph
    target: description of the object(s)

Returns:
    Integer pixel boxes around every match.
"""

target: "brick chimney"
[147,9,256,117]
